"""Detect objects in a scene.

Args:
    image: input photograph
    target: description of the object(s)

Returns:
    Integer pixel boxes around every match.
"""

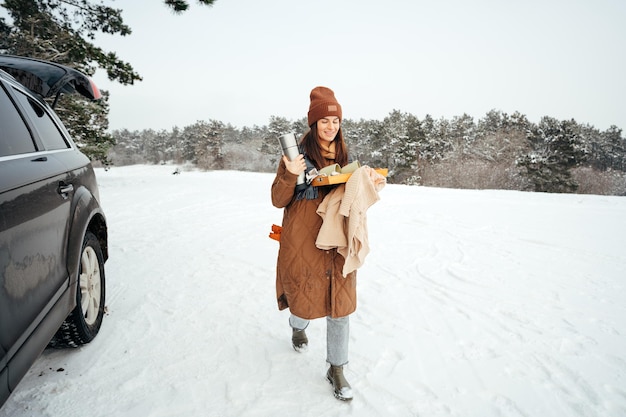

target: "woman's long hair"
[299,124,348,169]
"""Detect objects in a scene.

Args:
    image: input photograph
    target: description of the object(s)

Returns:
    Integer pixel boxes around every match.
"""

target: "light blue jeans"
[289,314,349,366]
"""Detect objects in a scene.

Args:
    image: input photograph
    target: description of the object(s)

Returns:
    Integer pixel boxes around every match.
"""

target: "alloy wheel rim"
[79,246,101,326]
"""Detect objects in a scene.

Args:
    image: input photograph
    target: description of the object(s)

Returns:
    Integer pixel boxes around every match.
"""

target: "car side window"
[0,83,37,157]
[11,88,70,151]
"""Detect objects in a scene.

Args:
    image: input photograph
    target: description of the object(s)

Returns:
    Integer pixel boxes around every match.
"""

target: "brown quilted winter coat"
[271,158,357,319]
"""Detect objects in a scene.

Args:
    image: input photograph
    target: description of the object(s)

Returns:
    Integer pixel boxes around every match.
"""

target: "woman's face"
[316,116,341,144]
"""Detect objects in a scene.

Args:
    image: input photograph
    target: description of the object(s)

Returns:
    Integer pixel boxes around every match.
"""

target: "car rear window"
[0,84,37,157]
[12,88,70,151]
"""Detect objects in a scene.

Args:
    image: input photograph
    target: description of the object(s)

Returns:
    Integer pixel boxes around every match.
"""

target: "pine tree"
[518,117,589,193]
[192,120,225,170]
[0,0,216,161]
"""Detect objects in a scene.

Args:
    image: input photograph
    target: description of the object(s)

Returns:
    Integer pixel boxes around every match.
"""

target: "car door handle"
[58,182,74,199]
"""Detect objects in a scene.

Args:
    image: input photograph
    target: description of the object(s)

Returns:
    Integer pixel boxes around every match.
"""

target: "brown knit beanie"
[307,86,342,126]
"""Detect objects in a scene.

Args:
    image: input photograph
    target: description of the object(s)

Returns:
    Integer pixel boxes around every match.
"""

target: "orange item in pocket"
[269,224,282,241]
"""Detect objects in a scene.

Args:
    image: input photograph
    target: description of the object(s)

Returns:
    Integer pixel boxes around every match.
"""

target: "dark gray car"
[0,55,108,407]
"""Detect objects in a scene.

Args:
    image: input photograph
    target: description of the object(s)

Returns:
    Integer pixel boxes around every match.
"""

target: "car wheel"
[50,231,106,348]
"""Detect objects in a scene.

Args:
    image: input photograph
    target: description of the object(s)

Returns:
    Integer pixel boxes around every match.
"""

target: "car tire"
[49,231,106,348]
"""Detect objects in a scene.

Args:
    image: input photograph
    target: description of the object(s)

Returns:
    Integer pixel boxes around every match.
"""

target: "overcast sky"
[90,0,626,132]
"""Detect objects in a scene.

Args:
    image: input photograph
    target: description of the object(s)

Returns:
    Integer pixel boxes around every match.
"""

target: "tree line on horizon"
[106,109,626,196]
[3,1,624,195]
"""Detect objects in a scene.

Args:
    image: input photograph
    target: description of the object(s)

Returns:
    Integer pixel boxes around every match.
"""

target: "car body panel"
[0,154,73,358]
[0,55,107,407]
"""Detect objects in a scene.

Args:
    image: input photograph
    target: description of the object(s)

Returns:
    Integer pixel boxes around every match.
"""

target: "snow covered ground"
[2,164,626,417]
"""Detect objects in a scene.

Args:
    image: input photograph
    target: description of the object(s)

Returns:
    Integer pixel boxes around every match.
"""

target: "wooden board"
[312,168,388,186]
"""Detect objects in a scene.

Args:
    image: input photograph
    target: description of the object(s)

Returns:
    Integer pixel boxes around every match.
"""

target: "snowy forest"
[106,109,626,196]
[3,1,624,196]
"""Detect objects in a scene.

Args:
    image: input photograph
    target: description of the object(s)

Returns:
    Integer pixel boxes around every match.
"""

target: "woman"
[271,86,356,401]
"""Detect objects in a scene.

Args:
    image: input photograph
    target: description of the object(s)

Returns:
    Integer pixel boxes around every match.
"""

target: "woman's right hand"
[283,154,306,176]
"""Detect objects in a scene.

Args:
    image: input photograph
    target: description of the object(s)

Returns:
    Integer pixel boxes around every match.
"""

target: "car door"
[0,208,8,403]
[0,80,74,391]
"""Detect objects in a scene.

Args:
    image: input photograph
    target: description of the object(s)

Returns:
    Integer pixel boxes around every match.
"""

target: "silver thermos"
[278,133,306,188]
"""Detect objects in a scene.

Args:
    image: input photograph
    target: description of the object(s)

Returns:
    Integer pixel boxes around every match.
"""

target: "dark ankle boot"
[292,328,308,352]
[326,365,353,401]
